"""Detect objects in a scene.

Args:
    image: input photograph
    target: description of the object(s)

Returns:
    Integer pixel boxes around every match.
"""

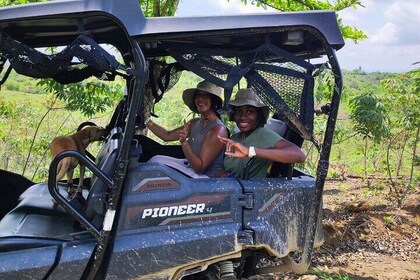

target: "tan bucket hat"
[182,80,223,113]
[229,88,270,121]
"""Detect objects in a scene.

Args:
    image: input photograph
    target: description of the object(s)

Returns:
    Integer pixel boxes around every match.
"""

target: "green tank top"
[224,127,282,178]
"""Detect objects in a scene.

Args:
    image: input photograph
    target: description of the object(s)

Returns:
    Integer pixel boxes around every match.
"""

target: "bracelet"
[145,117,153,127]
[248,146,256,158]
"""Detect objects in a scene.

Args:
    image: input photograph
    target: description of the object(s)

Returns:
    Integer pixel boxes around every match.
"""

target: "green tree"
[349,93,388,186]
[381,67,420,207]
[37,78,122,118]
[242,0,367,43]
[1,0,367,116]
[3,1,368,41]
[139,0,179,16]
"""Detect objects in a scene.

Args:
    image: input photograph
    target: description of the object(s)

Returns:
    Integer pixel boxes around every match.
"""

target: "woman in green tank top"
[216,88,305,179]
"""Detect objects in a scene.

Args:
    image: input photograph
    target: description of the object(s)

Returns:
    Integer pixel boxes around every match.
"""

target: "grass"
[1,89,47,105]
[0,86,115,181]
[1,70,417,187]
[309,268,351,280]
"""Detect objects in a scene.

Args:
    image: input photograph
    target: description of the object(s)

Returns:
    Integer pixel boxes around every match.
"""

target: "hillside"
[0,68,408,180]
[1,68,418,279]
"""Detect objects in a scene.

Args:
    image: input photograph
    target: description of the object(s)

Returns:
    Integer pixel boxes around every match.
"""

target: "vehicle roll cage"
[0,1,344,276]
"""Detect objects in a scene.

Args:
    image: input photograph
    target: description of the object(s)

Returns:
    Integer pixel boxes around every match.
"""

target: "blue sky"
[176,0,419,73]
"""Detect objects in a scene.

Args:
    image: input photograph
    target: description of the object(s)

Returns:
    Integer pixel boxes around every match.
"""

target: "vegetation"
[243,0,367,43]
[0,1,417,207]
[0,76,116,181]
[0,67,418,207]
[325,68,419,207]
[3,0,367,41]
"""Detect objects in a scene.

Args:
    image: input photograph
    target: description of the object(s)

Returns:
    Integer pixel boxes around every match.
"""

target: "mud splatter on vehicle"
[0,0,344,278]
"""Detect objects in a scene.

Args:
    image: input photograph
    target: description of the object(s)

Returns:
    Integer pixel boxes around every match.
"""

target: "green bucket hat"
[182,80,223,113]
[228,88,270,121]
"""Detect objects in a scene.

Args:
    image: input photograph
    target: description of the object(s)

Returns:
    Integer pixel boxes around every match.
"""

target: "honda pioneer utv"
[0,0,344,279]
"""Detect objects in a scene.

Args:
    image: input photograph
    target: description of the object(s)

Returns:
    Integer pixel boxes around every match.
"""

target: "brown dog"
[50,126,106,194]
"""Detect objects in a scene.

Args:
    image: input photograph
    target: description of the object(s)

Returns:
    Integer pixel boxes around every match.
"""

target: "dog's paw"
[70,191,86,206]
[67,187,76,196]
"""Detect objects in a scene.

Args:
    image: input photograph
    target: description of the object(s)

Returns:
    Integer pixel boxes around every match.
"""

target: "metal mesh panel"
[0,32,73,78]
[148,60,182,103]
[250,48,307,114]
[167,42,315,139]
[179,53,231,83]
[0,32,123,83]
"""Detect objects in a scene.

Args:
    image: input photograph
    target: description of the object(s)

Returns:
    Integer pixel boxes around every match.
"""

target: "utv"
[0,0,344,279]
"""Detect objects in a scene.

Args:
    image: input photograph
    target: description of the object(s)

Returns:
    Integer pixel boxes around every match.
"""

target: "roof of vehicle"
[0,0,344,56]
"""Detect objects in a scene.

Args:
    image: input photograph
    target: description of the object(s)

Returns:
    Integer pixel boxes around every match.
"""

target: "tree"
[349,93,388,186]
[2,0,368,39]
[381,67,420,207]
[139,0,179,16]
[1,0,367,116]
[241,0,367,43]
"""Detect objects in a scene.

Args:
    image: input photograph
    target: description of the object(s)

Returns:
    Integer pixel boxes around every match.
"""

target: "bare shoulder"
[209,124,228,138]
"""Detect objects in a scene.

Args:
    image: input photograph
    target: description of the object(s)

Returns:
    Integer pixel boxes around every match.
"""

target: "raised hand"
[218,135,249,158]
[178,119,191,143]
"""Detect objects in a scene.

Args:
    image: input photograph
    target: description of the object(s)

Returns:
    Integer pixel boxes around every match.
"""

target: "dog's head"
[82,126,107,142]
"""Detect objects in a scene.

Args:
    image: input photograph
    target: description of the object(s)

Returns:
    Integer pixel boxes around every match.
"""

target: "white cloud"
[382,1,420,44]
[176,0,418,72]
[369,22,399,45]
[177,0,277,16]
[212,0,277,14]
[338,40,418,72]
[384,1,420,24]
[339,0,372,23]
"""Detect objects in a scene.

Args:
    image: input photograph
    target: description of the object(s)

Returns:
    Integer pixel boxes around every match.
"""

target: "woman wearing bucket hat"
[146,80,228,177]
[216,88,305,179]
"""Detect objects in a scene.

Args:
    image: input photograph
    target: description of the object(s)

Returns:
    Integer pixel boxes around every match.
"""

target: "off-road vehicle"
[0,0,344,279]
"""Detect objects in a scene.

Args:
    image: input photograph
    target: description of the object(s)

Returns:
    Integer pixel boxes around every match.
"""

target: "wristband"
[248,146,256,158]
[145,117,153,127]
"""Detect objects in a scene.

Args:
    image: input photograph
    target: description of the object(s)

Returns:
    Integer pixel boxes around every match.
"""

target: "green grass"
[1,70,417,188]
[309,268,351,280]
[1,89,47,105]
[0,86,115,181]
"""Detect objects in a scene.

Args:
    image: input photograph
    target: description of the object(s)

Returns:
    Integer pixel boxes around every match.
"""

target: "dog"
[50,125,106,194]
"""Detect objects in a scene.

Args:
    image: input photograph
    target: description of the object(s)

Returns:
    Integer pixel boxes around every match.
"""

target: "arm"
[181,125,228,173]
[219,135,305,163]
[147,119,191,142]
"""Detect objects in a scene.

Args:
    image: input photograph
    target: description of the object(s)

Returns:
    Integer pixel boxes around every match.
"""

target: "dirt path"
[258,179,419,280]
[311,179,419,280]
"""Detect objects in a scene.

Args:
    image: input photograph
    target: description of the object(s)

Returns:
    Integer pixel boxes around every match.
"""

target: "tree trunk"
[400,125,420,208]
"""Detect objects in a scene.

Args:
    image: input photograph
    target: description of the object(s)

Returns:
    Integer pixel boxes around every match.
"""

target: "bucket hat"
[182,80,223,113]
[229,88,270,121]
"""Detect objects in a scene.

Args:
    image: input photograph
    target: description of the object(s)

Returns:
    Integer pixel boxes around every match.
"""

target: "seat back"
[263,118,295,179]
[264,117,287,137]
[85,127,122,227]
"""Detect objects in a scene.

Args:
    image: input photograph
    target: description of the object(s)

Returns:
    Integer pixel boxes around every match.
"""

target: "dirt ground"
[264,178,420,280]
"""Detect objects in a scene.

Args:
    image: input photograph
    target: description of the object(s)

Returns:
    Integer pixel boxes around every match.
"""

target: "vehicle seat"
[263,117,298,179]
[264,117,287,136]
[0,182,80,239]
[84,127,122,228]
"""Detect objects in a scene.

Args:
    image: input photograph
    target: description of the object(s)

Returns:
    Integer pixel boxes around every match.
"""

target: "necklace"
[200,118,210,133]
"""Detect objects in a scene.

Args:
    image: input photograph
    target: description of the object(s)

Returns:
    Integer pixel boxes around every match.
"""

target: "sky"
[176,0,420,73]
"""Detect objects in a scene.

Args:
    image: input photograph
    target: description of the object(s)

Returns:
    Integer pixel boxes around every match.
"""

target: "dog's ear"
[83,127,93,140]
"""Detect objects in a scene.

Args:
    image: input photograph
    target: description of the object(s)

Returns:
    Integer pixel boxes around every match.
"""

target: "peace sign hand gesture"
[218,135,249,158]
[178,119,191,143]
